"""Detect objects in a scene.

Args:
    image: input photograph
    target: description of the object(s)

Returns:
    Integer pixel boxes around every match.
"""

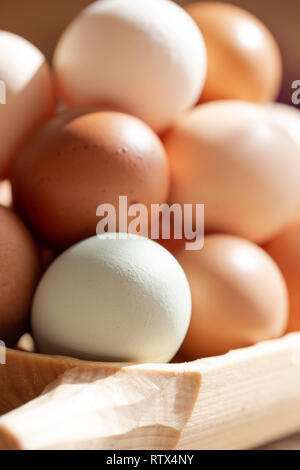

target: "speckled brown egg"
[12,109,170,249]
[0,206,40,346]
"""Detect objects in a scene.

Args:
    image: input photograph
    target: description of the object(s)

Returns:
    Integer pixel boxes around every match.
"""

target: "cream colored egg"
[0,31,55,177]
[32,234,192,363]
[164,100,300,244]
[53,0,206,133]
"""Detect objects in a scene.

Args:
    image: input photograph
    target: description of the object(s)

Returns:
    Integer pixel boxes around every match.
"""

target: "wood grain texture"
[0,359,200,450]
[259,432,300,450]
[0,333,300,449]
[178,332,300,449]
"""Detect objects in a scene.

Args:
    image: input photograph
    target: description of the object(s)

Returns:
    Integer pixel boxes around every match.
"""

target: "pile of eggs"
[0,0,300,364]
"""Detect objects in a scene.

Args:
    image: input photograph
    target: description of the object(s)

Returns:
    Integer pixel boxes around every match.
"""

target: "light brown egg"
[0,180,12,208]
[12,109,170,249]
[176,234,288,360]
[0,206,40,346]
[264,216,300,333]
[185,2,282,103]
[264,103,300,148]
[164,101,300,244]
[0,31,55,178]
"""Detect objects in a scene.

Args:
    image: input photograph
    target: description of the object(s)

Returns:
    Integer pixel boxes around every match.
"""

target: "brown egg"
[36,244,57,272]
[0,206,40,346]
[176,234,288,360]
[264,216,300,333]
[0,32,55,179]
[170,353,186,364]
[164,101,300,244]
[12,110,170,249]
[186,2,282,103]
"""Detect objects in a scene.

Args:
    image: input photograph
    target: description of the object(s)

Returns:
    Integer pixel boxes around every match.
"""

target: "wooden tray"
[0,332,300,450]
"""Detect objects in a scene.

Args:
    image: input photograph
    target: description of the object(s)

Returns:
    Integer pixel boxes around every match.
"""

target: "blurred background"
[0,0,299,103]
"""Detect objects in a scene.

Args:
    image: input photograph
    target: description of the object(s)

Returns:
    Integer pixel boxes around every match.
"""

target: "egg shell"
[36,244,57,272]
[12,109,170,249]
[16,333,36,353]
[176,234,288,360]
[164,100,300,244]
[0,31,55,178]
[0,180,12,208]
[264,102,300,148]
[264,216,300,333]
[32,234,192,363]
[0,206,40,346]
[53,0,206,133]
[186,1,282,103]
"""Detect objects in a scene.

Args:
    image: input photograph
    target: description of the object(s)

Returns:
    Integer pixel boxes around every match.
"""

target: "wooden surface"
[267,433,300,450]
[0,332,300,449]
[0,365,200,450]
[260,433,300,450]
[178,332,300,449]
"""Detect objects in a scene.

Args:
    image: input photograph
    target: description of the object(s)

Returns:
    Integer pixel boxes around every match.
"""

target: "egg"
[16,333,36,354]
[164,101,300,244]
[53,0,207,133]
[12,109,170,249]
[264,103,300,148]
[0,206,40,346]
[32,234,192,363]
[176,234,288,360]
[37,244,57,272]
[0,180,12,208]
[264,216,300,333]
[0,31,55,177]
[185,2,282,103]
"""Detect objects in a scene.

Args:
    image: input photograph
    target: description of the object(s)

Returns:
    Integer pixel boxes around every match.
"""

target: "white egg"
[53,0,206,133]
[32,234,192,363]
[0,31,55,177]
